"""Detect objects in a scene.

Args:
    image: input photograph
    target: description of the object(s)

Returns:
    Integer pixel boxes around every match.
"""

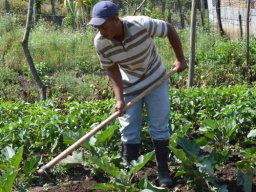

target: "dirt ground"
[30,162,256,192]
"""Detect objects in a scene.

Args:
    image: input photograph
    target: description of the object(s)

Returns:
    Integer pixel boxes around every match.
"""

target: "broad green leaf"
[178,137,200,159]
[88,183,120,190]
[169,146,187,163]
[90,156,120,178]
[240,147,256,159]
[10,146,23,169]
[95,125,117,146]
[175,170,188,177]
[247,129,256,138]
[59,151,83,165]
[131,151,154,173]
[24,156,41,177]
[139,174,167,192]
[0,146,23,192]
[236,161,251,170]
[203,119,218,130]
[237,168,253,192]
[196,151,219,174]
[198,126,215,140]
[196,137,208,146]
[63,129,89,148]
[224,119,238,137]
[2,146,15,159]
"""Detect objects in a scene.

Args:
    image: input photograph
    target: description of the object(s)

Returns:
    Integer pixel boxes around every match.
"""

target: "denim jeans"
[119,80,170,144]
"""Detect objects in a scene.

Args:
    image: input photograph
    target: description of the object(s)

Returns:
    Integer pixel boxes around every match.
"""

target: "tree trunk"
[216,0,225,36]
[33,0,40,24]
[176,0,184,28]
[239,12,243,39]
[50,0,56,16]
[3,0,10,13]
[188,0,197,87]
[70,0,76,31]
[200,0,205,29]
[22,0,47,101]
[160,0,166,16]
[50,0,56,25]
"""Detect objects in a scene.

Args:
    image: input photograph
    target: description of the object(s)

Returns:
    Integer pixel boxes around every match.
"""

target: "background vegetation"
[0,0,255,191]
[0,0,255,102]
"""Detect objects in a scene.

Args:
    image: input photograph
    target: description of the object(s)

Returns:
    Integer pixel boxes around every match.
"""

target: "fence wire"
[208,0,256,39]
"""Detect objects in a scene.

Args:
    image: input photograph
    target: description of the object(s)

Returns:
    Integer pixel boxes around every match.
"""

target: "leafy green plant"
[236,147,256,192]
[0,146,40,191]
[87,151,168,192]
[0,146,23,192]
[170,137,229,191]
[200,118,239,151]
[0,85,255,190]
[62,118,164,191]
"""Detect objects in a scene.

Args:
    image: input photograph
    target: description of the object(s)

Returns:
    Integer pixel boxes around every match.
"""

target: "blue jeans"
[119,80,170,144]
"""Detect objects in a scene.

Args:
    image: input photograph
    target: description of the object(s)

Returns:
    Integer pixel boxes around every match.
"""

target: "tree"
[160,0,166,16]
[200,0,205,29]
[64,0,98,29]
[176,0,185,28]
[50,0,56,16]
[3,0,10,13]
[22,0,47,100]
[216,0,224,36]
[34,0,43,24]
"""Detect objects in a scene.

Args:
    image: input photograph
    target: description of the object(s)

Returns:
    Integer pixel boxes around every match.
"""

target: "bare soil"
[30,162,256,192]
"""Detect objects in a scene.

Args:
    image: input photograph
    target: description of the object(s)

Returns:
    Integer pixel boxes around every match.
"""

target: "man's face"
[95,17,118,40]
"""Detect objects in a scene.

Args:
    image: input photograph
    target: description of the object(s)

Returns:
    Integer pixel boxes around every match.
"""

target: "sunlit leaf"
[131,151,154,173]
[247,129,256,138]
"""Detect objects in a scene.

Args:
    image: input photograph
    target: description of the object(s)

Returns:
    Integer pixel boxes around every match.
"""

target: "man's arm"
[166,22,188,72]
[107,63,126,114]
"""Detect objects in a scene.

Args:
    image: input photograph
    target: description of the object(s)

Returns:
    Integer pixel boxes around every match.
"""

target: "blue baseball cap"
[89,1,118,26]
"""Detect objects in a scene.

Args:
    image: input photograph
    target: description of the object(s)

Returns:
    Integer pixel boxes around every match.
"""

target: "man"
[89,1,187,187]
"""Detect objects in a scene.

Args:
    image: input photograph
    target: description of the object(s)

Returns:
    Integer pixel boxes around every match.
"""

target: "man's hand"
[113,100,126,116]
[172,59,188,73]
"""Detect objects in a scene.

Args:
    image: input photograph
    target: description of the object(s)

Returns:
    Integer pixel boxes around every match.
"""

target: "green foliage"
[170,137,229,191]
[0,146,41,191]
[200,118,239,151]
[0,85,255,190]
[2,0,28,14]
[0,66,20,100]
[1,14,256,101]
[0,9,256,190]
[185,30,256,86]
[236,147,256,192]
[0,146,23,192]
[62,115,162,191]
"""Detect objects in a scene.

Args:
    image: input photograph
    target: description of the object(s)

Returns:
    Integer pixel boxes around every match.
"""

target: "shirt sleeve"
[94,34,115,69]
[140,16,168,38]
[95,49,114,69]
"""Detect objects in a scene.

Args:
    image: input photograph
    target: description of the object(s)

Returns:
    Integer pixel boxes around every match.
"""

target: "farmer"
[89,1,187,187]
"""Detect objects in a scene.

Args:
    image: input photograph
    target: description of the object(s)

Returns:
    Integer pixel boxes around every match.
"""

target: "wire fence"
[208,0,256,39]
[2,0,256,40]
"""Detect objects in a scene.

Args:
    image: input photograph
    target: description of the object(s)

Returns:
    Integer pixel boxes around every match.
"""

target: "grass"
[0,13,256,102]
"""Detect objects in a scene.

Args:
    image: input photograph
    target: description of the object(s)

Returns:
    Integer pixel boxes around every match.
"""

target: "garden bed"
[30,162,256,192]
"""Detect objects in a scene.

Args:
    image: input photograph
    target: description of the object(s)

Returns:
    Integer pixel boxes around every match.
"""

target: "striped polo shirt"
[94,16,168,96]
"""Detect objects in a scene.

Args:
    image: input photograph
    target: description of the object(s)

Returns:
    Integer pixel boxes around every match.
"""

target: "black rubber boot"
[153,140,173,187]
[123,143,140,163]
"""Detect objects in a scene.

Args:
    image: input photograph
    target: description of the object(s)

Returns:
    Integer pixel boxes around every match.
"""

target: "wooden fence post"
[188,0,197,87]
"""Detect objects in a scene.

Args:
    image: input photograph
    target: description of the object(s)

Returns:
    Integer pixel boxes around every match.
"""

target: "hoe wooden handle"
[38,70,176,175]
